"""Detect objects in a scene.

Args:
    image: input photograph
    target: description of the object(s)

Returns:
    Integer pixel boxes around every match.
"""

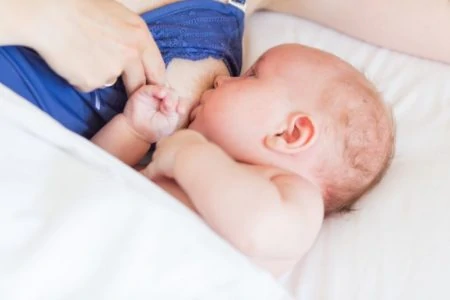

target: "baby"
[94,44,394,276]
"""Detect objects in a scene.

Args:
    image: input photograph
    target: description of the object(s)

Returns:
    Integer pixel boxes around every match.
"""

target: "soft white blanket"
[0,86,290,299]
[1,10,450,300]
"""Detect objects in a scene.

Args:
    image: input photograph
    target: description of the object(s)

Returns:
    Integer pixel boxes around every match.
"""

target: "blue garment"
[0,0,245,138]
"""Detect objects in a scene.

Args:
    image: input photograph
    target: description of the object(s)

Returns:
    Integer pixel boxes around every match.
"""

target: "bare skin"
[265,0,450,64]
[0,0,168,92]
[94,0,447,164]
[2,0,447,92]
[89,0,427,276]
[120,0,450,64]
[96,43,393,276]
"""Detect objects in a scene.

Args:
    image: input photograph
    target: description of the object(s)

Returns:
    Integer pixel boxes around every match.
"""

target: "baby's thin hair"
[316,75,395,216]
[335,104,395,214]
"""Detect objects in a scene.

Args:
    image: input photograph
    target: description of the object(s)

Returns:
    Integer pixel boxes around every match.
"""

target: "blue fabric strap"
[143,0,245,77]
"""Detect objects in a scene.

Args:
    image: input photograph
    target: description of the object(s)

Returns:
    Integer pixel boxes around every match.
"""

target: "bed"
[1,10,450,300]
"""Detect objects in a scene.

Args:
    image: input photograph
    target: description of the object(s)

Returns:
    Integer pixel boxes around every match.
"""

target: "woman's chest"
[117,0,180,14]
[118,0,228,14]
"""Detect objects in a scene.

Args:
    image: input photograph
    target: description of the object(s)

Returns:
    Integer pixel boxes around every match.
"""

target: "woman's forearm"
[0,0,28,45]
[266,0,450,64]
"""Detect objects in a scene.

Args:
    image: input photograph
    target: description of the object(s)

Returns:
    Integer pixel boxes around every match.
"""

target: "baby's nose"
[213,75,232,88]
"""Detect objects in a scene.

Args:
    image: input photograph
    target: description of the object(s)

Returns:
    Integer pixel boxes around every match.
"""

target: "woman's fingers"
[122,59,146,96]
[25,0,167,92]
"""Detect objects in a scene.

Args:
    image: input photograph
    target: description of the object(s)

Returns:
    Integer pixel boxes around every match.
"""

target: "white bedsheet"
[244,12,450,300]
[1,10,450,300]
[0,87,290,298]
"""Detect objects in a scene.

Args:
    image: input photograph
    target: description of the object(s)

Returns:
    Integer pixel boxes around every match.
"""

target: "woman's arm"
[165,57,229,128]
[0,0,26,45]
[265,0,450,64]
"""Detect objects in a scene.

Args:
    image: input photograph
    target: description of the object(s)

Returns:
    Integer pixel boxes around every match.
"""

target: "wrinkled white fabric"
[0,85,291,300]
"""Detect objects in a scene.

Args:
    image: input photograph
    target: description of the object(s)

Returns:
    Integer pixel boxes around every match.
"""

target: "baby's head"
[189,44,394,215]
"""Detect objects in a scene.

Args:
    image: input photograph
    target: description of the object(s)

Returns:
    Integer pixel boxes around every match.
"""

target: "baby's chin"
[187,118,198,130]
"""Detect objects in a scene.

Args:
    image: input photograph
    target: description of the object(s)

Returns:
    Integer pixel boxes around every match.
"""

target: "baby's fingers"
[161,95,178,114]
[141,162,159,180]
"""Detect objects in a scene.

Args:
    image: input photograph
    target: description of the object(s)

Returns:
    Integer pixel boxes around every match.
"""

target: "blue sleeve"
[0,46,126,138]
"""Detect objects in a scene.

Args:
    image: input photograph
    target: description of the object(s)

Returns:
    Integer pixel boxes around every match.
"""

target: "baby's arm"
[91,114,151,166]
[145,130,324,276]
[93,59,228,166]
[92,85,183,166]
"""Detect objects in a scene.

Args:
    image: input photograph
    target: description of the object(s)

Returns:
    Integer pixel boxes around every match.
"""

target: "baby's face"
[188,44,356,162]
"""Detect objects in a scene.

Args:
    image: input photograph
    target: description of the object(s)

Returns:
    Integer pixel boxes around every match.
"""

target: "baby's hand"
[123,85,188,143]
[142,130,207,179]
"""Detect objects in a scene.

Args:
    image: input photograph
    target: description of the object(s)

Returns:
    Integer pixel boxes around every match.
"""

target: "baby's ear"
[264,113,317,154]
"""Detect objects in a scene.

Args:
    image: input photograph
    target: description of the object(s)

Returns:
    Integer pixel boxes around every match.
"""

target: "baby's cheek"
[192,109,221,140]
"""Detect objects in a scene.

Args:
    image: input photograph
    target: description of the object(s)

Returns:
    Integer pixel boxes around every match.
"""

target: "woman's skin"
[0,0,167,93]
[0,0,447,94]
[121,0,450,64]
[265,0,450,64]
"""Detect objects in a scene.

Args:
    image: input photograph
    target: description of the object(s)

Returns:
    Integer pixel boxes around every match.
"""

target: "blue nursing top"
[0,0,245,138]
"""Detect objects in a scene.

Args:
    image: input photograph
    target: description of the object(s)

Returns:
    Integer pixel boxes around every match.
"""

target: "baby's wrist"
[119,113,156,145]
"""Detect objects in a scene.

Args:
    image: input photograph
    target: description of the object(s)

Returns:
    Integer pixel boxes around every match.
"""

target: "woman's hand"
[10,0,166,93]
